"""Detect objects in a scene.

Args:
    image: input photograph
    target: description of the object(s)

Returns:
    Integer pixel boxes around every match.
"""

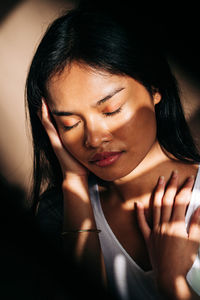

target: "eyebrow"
[51,87,125,116]
[96,87,125,106]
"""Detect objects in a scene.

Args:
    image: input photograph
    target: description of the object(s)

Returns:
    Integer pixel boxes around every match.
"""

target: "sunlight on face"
[46,62,161,181]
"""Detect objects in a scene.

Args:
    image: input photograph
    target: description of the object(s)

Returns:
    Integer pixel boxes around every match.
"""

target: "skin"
[40,61,200,299]
[47,62,161,181]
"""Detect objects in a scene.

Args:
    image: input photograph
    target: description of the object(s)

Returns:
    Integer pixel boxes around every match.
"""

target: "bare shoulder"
[175,162,199,185]
[179,162,199,176]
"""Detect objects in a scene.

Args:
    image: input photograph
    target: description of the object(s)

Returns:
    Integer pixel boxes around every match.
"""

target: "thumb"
[40,99,61,145]
[40,99,66,160]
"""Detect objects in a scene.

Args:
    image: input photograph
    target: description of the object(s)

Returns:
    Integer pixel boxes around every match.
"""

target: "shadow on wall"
[0,172,110,299]
[0,0,78,195]
[0,0,22,23]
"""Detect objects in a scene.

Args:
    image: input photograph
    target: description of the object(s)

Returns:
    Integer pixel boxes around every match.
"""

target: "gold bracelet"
[61,229,101,235]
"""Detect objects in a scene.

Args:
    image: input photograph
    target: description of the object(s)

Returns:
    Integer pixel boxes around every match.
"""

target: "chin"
[91,167,134,182]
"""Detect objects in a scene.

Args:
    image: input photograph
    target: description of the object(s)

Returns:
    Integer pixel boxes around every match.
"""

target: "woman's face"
[47,62,161,181]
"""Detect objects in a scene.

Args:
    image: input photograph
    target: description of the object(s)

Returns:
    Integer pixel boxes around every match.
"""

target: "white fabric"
[185,165,200,295]
[89,167,200,300]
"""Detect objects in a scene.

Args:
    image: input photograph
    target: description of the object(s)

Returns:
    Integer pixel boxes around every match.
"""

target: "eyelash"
[63,121,80,131]
[103,106,122,117]
[63,106,123,131]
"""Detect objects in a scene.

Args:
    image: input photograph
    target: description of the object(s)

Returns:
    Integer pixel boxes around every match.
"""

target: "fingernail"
[159,176,165,184]
[172,170,178,178]
[188,175,195,182]
[135,201,143,209]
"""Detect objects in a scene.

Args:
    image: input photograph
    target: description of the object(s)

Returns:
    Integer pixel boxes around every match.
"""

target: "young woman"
[26,6,200,300]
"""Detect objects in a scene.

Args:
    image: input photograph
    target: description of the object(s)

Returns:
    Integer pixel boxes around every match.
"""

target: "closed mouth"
[89,151,124,167]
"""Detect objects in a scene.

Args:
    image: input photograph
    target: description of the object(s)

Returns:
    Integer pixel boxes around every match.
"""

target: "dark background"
[1,0,200,78]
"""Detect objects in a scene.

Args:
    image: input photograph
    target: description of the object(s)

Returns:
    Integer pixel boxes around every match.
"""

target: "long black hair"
[26,6,200,211]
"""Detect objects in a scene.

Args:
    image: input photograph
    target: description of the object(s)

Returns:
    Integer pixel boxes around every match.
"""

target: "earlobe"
[153,92,162,105]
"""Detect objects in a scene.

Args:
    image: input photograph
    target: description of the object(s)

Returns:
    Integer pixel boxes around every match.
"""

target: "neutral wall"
[0,0,76,193]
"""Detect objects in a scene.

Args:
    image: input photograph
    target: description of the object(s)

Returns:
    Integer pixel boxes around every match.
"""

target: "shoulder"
[36,187,63,236]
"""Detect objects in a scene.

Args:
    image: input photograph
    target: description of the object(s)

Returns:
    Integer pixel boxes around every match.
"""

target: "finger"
[40,100,66,159]
[153,176,165,227]
[136,202,151,242]
[188,206,200,243]
[171,176,195,221]
[41,99,58,141]
[161,170,178,223]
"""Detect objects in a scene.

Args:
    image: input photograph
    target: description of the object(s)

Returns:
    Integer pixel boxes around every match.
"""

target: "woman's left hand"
[136,171,200,298]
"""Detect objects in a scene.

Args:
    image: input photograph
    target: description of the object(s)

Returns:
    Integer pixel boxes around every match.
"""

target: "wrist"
[62,172,90,205]
[63,171,88,181]
[62,172,88,189]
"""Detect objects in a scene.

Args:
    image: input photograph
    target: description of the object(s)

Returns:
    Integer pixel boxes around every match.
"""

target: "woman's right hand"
[39,100,88,179]
[39,102,105,285]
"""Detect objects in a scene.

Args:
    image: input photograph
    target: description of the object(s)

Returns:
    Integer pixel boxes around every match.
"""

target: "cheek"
[132,106,156,132]
[115,106,157,144]
[105,105,133,134]
[58,130,83,158]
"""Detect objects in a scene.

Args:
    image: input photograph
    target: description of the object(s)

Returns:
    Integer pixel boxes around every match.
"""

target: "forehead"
[46,62,127,107]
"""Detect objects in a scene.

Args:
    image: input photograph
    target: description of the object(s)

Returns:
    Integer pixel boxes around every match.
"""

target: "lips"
[89,151,123,167]
[90,152,120,161]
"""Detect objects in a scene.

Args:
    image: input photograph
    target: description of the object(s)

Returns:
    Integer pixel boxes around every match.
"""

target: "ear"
[153,92,162,105]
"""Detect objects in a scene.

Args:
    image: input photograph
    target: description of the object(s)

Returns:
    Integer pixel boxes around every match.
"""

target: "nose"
[84,117,112,148]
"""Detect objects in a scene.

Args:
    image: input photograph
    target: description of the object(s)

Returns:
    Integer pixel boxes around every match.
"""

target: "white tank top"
[89,167,200,300]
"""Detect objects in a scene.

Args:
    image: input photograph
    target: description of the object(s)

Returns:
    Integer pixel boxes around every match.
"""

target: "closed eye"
[103,106,122,117]
[63,121,81,131]
[62,105,123,131]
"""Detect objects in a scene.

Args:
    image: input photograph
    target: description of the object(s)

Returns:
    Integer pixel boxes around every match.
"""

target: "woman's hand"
[38,100,106,290]
[136,171,200,299]
[39,100,88,178]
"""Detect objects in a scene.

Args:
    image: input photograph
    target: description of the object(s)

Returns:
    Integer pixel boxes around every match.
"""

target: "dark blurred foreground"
[0,175,110,300]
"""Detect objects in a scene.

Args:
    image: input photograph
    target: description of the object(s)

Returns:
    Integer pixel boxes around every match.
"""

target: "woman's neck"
[112,141,196,208]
